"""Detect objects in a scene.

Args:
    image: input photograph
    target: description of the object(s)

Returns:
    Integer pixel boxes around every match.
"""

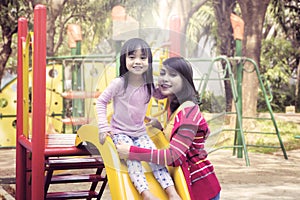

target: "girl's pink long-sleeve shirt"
[96,77,149,137]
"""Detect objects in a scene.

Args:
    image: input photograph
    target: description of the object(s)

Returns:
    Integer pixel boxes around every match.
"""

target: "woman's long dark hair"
[119,38,154,103]
[162,57,200,113]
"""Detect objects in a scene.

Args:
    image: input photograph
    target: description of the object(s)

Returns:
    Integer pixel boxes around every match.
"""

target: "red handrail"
[31,4,47,200]
[16,4,47,200]
[16,16,28,200]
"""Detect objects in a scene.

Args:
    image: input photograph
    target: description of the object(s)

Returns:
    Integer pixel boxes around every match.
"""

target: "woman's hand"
[145,116,163,131]
[116,142,130,159]
[99,131,111,144]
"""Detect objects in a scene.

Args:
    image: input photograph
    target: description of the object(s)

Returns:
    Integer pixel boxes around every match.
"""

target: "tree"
[256,0,299,112]
[30,0,67,56]
[185,1,215,57]
[30,0,122,56]
[272,0,300,111]
[259,38,296,112]
[0,0,124,86]
[237,0,271,117]
[213,0,236,112]
[0,0,31,88]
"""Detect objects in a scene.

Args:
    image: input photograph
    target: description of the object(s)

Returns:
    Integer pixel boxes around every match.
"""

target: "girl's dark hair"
[162,57,200,113]
[119,38,154,103]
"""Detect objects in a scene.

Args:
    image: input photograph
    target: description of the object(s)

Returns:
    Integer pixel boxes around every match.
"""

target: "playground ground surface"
[0,148,299,200]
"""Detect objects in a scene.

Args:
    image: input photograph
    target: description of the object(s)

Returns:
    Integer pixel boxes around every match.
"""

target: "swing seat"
[77,124,191,200]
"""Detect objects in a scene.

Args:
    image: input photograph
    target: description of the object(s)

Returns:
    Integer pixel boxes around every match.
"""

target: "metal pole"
[230,13,245,159]
[235,40,243,158]
[32,4,47,199]
[16,16,28,200]
[71,40,83,132]
[169,15,181,57]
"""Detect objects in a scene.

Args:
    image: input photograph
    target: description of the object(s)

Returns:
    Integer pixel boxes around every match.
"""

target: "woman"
[116,57,221,200]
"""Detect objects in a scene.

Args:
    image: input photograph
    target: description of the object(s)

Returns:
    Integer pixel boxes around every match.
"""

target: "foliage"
[258,38,297,112]
[53,0,157,55]
[0,0,32,85]
[186,2,216,57]
[200,91,226,113]
[53,0,123,56]
[123,0,155,27]
[0,0,31,32]
[268,0,300,70]
[271,0,300,43]
[263,0,300,112]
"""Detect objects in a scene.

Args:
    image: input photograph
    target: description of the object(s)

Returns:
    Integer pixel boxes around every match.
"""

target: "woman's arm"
[117,106,205,166]
[128,124,197,166]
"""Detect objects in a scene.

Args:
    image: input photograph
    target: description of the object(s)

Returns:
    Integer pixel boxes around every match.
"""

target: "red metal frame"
[16,16,28,200]
[16,4,47,199]
[32,5,47,199]
[16,5,182,200]
[16,5,95,199]
[169,15,181,57]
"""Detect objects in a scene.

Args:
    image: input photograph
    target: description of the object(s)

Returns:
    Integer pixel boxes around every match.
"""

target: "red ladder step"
[50,174,106,184]
[45,157,104,170]
[45,156,107,200]
[46,190,98,200]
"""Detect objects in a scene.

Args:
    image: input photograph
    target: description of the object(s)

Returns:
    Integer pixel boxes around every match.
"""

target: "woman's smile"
[158,66,183,96]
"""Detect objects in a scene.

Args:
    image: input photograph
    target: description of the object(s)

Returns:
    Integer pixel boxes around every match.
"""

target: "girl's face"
[126,49,149,76]
[158,65,183,97]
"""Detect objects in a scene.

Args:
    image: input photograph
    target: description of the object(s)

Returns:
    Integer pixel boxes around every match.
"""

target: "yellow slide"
[77,124,191,200]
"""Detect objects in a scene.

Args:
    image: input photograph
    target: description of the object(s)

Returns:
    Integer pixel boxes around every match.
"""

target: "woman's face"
[158,65,183,97]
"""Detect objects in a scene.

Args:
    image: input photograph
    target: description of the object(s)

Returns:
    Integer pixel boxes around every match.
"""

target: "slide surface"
[77,124,191,200]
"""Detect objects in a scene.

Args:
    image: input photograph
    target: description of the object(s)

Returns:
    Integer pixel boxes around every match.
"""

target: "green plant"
[200,91,226,113]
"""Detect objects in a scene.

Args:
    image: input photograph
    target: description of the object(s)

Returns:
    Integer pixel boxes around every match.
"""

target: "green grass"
[210,118,300,154]
[253,120,300,153]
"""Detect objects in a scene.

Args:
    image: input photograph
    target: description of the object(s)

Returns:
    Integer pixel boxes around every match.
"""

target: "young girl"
[96,38,181,200]
[116,57,221,200]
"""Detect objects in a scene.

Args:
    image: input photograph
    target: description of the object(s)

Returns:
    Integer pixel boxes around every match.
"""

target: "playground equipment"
[195,14,288,166]
[15,4,190,200]
[0,56,116,147]
[0,36,116,148]
[194,55,288,166]
[15,4,288,200]
[16,5,109,199]
[0,77,18,147]
[77,125,190,200]
[0,63,64,147]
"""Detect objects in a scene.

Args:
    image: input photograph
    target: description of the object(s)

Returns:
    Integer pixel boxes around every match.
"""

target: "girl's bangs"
[126,43,150,57]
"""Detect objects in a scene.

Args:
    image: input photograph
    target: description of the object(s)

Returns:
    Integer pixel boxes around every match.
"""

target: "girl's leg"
[135,135,181,199]
[112,134,150,195]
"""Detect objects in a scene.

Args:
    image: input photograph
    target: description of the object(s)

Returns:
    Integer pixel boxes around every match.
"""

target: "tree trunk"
[237,0,270,117]
[213,0,235,112]
[0,1,18,88]
[295,61,300,112]
[32,0,66,56]
[0,43,11,89]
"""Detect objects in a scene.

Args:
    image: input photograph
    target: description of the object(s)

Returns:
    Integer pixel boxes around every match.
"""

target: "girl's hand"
[116,142,130,159]
[99,131,111,144]
[145,116,163,131]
